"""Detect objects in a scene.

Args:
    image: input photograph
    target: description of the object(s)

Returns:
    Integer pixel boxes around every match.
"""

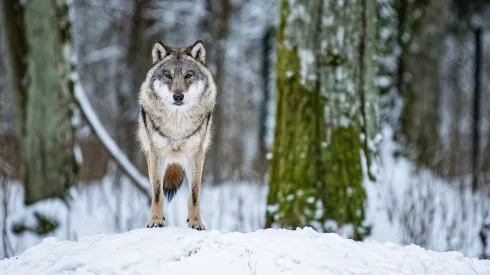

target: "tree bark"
[206,0,231,185]
[22,0,77,204]
[395,0,444,171]
[319,0,378,240]
[266,0,324,229]
[266,0,378,240]
[0,0,28,136]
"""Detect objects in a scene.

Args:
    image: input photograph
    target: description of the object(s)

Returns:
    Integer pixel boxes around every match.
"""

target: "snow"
[285,71,294,78]
[336,27,345,45]
[2,227,489,275]
[1,176,266,257]
[298,49,316,86]
[81,45,124,66]
[365,126,490,256]
[265,152,273,160]
[323,16,334,26]
[288,4,311,24]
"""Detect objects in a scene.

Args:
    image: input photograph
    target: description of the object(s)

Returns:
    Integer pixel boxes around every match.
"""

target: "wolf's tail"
[163,163,184,202]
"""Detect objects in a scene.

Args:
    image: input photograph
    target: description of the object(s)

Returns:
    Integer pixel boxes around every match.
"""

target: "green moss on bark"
[267,0,378,238]
[266,0,324,229]
[322,126,369,240]
[266,46,323,228]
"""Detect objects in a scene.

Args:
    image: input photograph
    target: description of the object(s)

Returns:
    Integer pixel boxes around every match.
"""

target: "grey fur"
[137,40,216,230]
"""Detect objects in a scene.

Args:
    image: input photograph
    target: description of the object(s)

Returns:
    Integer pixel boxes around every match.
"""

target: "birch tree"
[266,0,378,240]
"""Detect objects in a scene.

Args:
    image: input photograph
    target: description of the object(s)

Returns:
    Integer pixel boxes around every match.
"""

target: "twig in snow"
[469,258,480,275]
[246,248,258,275]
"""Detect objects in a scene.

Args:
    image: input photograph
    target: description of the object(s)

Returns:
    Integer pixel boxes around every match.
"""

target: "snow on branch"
[81,45,124,66]
[73,83,151,203]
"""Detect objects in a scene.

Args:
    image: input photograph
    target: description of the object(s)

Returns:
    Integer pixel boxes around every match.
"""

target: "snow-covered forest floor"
[1,126,489,259]
[2,227,489,275]
[0,177,267,257]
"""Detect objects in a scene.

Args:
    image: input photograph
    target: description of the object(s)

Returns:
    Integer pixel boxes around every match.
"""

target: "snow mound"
[1,227,489,275]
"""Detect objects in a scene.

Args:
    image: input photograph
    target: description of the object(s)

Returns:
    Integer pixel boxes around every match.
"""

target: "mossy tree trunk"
[266,0,378,240]
[319,0,378,240]
[266,0,324,230]
[22,0,77,204]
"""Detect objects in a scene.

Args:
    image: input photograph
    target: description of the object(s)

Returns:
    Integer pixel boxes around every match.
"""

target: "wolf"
[137,40,216,230]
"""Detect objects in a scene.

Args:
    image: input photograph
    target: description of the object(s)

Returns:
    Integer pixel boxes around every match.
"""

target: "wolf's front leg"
[187,151,205,230]
[147,150,165,228]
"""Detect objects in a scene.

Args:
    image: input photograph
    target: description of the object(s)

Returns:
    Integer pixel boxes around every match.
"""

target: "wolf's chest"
[144,110,209,152]
[151,132,188,151]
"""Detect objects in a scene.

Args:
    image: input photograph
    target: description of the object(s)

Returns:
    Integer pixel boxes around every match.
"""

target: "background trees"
[0,0,489,260]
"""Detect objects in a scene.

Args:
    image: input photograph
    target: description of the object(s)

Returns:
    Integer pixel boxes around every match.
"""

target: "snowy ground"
[2,227,489,275]
[0,175,266,258]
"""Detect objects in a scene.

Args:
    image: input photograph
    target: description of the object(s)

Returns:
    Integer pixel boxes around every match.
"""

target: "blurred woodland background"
[1,0,490,260]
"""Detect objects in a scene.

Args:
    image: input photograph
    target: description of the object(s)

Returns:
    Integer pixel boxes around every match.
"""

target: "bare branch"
[73,83,151,204]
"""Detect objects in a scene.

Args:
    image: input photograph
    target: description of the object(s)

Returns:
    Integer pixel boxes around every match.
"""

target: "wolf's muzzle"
[173,92,184,106]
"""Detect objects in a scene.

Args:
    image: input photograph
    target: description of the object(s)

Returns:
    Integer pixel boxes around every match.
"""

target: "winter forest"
[0,0,490,263]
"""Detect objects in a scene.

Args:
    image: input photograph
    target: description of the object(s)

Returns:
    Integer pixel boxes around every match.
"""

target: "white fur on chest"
[151,132,195,190]
[151,132,170,148]
[151,132,185,151]
[151,132,200,150]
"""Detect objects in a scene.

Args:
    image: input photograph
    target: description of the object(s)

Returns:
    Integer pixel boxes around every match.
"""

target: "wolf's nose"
[173,92,184,102]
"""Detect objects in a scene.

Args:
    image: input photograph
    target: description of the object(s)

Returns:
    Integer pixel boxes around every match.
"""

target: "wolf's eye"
[164,74,172,79]
[185,71,194,79]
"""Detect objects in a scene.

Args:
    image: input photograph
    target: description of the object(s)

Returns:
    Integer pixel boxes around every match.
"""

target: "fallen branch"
[73,83,151,204]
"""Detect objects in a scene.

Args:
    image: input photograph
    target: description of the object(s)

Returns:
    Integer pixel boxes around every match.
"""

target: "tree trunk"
[22,0,77,204]
[206,0,230,185]
[118,0,157,173]
[266,0,378,240]
[0,0,28,136]
[390,0,446,173]
[266,0,324,229]
[254,27,275,179]
[319,0,378,240]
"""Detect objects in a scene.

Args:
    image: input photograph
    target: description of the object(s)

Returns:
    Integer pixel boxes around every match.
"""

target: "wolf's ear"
[152,41,172,64]
[186,40,206,64]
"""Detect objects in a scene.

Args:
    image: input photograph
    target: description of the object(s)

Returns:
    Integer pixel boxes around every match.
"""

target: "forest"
[0,0,489,261]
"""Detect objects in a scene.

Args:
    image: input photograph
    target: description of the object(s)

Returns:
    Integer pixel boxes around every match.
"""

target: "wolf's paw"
[147,217,165,228]
[186,217,205,231]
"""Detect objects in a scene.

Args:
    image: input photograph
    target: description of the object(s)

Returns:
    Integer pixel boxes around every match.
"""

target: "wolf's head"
[145,40,214,110]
